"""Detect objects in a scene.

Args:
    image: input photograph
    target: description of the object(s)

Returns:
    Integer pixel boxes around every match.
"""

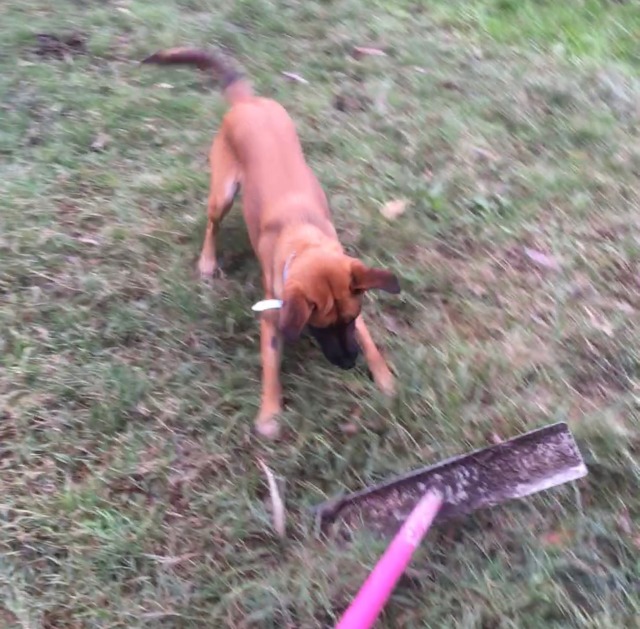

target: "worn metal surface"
[315,422,587,537]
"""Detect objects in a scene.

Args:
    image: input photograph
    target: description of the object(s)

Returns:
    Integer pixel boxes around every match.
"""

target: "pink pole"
[335,489,444,629]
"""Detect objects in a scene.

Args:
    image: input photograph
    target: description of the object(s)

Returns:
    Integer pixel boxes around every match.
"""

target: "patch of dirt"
[434,234,482,261]
[418,238,543,307]
[334,90,371,113]
[44,607,85,629]
[499,243,559,276]
[440,297,502,341]
[561,331,639,396]
[500,329,554,373]
[34,32,87,60]
[601,258,640,292]
[405,238,564,345]
[554,563,619,616]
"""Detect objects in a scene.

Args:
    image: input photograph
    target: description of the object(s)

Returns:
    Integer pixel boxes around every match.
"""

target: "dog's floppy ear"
[279,288,312,343]
[350,260,401,294]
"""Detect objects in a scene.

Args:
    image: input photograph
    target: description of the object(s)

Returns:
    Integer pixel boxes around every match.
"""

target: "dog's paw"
[254,418,281,440]
[254,408,282,440]
[198,256,221,280]
[373,366,396,398]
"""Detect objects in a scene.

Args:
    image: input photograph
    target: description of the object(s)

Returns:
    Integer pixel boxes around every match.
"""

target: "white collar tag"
[252,299,283,312]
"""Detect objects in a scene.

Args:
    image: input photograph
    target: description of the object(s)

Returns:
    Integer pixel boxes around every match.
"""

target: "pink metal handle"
[336,489,444,629]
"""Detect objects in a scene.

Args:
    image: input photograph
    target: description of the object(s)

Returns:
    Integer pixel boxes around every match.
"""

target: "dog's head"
[279,253,400,369]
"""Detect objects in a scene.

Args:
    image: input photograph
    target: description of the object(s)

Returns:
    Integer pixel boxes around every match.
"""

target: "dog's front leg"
[355,315,396,397]
[255,311,283,439]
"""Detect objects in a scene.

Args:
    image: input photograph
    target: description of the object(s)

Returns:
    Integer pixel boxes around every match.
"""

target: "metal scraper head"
[314,422,587,537]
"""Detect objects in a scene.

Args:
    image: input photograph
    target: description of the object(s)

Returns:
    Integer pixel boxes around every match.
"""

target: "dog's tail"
[141,47,252,105]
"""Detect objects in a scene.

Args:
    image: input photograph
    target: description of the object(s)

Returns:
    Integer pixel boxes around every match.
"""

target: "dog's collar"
[251,253,295,312]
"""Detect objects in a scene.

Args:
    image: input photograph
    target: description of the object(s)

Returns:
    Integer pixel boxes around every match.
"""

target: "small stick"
[257,458,286,538]
[281,71,309,85]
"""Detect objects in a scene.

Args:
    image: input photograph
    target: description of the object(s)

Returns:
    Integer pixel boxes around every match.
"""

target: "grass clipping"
[257,458,286,538]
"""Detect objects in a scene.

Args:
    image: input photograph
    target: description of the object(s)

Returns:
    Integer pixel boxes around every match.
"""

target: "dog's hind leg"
[198,132,240,278]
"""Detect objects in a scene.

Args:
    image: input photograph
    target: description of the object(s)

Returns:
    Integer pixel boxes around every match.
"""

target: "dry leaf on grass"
[542,530,569,547]
[143,553,197,567]
[380,198,408,220]
[281,71,309,85]
[352,46,387,59]
[613,300,634,314]
[381,313,402,335]
[257,458,286,538]
[584,306,614,337]
[75,236,100,246]
[90,132,110,152]
[340,422,360,436]
[471,146,499,162]
[523,247,561,271]
[616,508,633,535]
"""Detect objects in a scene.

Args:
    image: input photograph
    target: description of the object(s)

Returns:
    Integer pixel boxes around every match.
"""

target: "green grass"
[430,0,640,66]
[1,0,640,626]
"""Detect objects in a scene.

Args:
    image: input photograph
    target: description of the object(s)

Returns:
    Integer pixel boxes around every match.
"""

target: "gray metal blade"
[314,422,587,537]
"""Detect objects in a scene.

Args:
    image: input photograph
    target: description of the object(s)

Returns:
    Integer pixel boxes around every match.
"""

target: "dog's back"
[223,99,319,209]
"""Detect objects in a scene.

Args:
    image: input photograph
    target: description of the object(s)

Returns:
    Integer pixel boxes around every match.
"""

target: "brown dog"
[143,48,400,438]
